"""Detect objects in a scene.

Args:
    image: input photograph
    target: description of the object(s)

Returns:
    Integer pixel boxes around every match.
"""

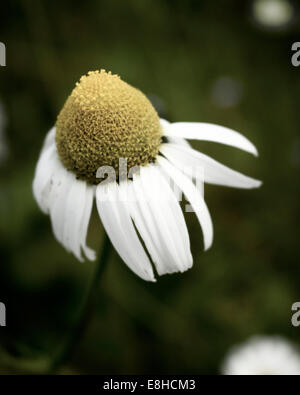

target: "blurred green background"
[0,0,300,374]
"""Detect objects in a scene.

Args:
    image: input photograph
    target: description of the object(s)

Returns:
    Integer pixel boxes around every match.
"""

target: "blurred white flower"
[211,77,243,109]
[252,0,294,28]
[0,100,8,164]
[222,335,300,375]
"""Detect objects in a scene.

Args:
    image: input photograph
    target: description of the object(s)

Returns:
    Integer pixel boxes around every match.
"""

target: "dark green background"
[0,0,299,374]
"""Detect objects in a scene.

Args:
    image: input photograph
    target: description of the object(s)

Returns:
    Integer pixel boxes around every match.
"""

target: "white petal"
[160,118,171,130]
[128,177,172,274]
[157,155,213,250]
[33,142,61,214]
[131,165,192,275]
[160,118,190,148]
[166,136,191,148]
[33,128,95,261]
[141,166,192,267]
[96,181,155,282]
[49,166,74,248]
[79,186,96,261]
[62,177,95,261]
[164,122,258,156]
[160,143,262,189]
[42,126,56,152]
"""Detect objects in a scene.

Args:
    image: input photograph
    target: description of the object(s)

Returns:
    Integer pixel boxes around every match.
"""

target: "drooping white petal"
[61,177,95,261]
[33,127,95,261]
[33,142,61,214]
[160,118,190,148]
[42,126,56,152]
[160,118,171,131]
[47,164,95,262]
[163,122,258,156]
[96,180,155,282]
[160,143,262,189]
[141,165,192,269]
[166,135,191,148]
[130,165,192,275]
[49,166,74,247]
[157,155,213,250]
[128,177,172,274]
[79,186,96,261]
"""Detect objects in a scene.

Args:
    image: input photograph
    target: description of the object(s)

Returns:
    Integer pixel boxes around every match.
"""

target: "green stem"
[50,234,112,373]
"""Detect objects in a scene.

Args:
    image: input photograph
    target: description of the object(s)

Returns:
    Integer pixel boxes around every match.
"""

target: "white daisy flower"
[33,70,261,281]
[252,0,294,29]
[222,335,300,375]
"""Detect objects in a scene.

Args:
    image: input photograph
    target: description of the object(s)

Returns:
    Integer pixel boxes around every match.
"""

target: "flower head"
[221,335,300,375]
[56,70,162,184]
[33,70,261,281]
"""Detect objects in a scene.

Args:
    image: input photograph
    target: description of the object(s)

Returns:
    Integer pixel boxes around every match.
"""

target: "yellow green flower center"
[55,70,162,184]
